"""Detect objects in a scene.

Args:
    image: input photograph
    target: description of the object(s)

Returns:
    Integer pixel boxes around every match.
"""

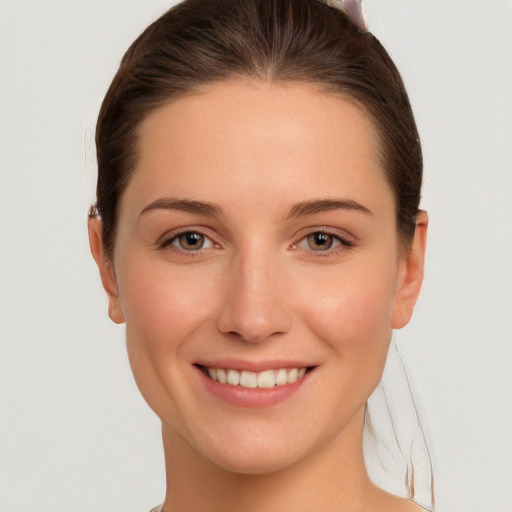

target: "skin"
[89,81,428,512]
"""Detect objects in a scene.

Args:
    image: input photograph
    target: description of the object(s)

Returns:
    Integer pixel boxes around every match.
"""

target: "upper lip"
[194,359,316,372]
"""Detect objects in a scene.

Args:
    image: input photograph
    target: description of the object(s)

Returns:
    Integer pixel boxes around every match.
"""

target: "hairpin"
[325,0,368,32]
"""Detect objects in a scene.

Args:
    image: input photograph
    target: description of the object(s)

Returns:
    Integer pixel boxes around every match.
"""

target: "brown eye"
[306,232,334,251]
[172,232,209,251]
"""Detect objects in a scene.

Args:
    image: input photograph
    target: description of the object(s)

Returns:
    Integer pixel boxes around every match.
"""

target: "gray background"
[1,1,511,510]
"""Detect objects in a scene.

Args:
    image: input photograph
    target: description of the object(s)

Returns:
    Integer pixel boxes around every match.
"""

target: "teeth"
[287,368,298,384]
[257,369,275,388]
[275,368,287,386]
[240,371,257,388]
[204,366,309,388]
[227,369,240,386]
[217,368,227,384]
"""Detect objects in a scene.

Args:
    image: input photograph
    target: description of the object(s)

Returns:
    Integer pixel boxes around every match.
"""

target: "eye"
[167,231,214,252]
[295,230,353,253]
[305,232,335,251]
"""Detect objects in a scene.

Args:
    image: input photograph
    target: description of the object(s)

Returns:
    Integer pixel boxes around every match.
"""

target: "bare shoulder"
[367,485,432,512]
[388,497,431,512]
[405,500,432,512]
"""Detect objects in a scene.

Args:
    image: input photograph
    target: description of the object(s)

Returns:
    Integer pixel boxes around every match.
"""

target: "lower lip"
[195,367,311,408]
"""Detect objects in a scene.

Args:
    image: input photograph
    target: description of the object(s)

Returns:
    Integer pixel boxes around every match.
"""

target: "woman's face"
[91,82,425,474]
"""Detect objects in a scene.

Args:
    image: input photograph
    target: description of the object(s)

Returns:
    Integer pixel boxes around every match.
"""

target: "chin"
[204,445,302,475]
[189,413,349,478]
[186,423,312,475]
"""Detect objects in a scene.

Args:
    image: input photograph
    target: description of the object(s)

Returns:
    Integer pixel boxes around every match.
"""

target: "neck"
[161,408,380,512]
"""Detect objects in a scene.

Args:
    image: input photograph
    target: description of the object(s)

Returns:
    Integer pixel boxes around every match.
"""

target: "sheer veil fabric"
[364,340,435,510]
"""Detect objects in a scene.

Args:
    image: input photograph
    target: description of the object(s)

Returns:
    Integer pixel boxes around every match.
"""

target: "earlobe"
[391,210,428,329]
[87,217,125,324]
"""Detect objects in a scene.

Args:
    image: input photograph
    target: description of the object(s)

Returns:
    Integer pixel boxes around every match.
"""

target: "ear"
[88,216,125,324]
[391,210,428,329]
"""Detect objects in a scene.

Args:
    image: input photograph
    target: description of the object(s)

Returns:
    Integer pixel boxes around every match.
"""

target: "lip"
[193,362,315,408]
[194,358,312,372]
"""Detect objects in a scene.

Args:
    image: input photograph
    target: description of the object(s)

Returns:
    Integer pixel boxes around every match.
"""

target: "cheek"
[116,255,220,391]
[295,258,397,367]
[115,254,228,429]
[120,257,216,343]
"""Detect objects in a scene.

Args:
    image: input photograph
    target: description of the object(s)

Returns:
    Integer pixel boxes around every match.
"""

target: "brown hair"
[93,0,422,260]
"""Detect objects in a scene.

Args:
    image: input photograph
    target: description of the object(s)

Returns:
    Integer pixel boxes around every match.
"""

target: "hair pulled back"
[94,0,422,259]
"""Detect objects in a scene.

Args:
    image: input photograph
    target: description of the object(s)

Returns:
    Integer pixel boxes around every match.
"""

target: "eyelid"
[157,226,221,252]
[292,227,355,253]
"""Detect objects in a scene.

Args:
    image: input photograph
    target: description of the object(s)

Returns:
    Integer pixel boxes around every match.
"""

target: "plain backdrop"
[1,1,511,511]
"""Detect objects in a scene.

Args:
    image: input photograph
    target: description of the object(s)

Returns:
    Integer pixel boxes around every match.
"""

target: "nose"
[216,251,292,343]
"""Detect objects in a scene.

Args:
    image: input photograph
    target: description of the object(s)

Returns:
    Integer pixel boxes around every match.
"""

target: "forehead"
[122,81,392,219]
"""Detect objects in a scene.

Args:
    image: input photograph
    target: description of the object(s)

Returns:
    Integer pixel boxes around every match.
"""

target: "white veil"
[363,338,435,510]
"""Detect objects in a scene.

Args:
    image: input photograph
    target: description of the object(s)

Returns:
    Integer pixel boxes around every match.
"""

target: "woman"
[88,0,432,510]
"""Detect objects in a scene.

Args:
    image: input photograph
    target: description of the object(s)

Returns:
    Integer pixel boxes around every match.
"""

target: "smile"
[200,366,309,389]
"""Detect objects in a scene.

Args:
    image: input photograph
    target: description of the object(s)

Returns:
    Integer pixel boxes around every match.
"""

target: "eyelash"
[159,229,219,254]
[292,229,354,256]
[158,228,354,256]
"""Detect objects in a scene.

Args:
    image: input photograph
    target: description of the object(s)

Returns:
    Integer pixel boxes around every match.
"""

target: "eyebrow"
[139,198,223,218]
[139,196,371,220]
[286,198,372,218]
